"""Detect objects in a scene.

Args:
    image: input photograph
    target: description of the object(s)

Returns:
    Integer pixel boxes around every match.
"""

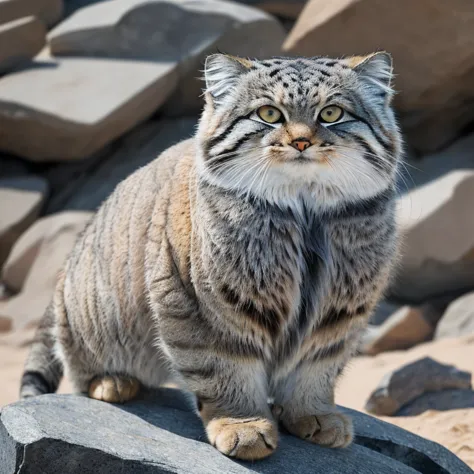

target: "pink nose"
[291,138,311,152]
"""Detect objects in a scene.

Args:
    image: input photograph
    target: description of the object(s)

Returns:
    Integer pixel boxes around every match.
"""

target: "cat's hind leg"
[88,375,140,403]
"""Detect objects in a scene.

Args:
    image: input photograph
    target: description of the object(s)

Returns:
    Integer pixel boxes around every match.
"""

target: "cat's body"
[21,53,401,460]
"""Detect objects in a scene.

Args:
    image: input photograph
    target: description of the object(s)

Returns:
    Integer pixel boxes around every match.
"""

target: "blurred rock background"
[0,0,473,468]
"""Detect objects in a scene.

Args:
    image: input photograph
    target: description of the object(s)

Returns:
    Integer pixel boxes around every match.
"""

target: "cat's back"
[62,137,197,321]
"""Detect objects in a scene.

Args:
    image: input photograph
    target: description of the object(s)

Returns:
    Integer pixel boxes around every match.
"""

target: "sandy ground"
[1,334,473,468]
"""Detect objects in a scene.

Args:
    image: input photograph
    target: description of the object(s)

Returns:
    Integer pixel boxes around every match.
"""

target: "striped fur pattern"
[21,53,401,460]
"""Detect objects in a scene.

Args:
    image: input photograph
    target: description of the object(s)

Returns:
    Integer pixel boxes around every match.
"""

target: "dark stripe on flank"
[21,371,53,395]
[310,339,345,362]
[179,366,216,380]
[317,305,367,330]
[220,284,281,337]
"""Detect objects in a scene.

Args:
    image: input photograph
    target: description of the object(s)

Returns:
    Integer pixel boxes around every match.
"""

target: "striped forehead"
[246,57,350,109]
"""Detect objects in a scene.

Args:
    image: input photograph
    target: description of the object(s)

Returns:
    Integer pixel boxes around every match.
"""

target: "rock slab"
[0,211,92,331]
[435,292,474,340]
[283,0,474,154]
[392,170,474,304]
[0,176,48,268]
[0,17,46,75]
[48,0,285,115]
[365,357,472,416]
[0,56,177,161]
[0,0,63,28]
[1,390,472,473]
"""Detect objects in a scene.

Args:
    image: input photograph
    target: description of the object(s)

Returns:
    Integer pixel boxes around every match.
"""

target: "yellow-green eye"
[257,105,283,124]
[319,106,344,124]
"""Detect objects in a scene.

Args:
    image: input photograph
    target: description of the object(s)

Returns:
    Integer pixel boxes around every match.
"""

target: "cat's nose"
[290,138,312,152]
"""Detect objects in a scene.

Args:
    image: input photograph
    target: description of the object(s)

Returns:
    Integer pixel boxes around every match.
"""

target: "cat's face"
[197,54,401,208]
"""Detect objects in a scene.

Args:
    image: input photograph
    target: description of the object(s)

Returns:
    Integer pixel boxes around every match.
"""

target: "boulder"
[0,176,48,268]
[365,357,472,416]
[0,154,32,179]
[283,0,474,154]
[0,17,46,76]
[396,389,474,417]
[0,0,63,28]
[48,0,285,115]
[391,170,474,304]
[44,118,198,213]
[234,0,306,19]
[362,299,450,355]
[362,306,434,356]
[400,132,474,193]
[0,390,472,473]
[0,212,92,331]
[435,292,474,340]
[0,55,178,161]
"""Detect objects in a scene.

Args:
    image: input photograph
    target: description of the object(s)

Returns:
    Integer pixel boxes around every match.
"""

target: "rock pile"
[1,0,474,471]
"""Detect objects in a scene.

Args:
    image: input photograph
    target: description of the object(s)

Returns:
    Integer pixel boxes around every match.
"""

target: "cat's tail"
[20,302,63,399]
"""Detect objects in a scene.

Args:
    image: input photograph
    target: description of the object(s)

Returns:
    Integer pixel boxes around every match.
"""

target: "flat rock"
[0,176,48,268]
[391,170,474,304]
[0,211,92,331]
[362,306,434,356]
[362,298,451,355]
[0,0,63,28]
[234,0,306,19]
[0,56,177,161]
[0,17,45,75]
[44,118,198,213]
[365,357,472,416]
[1,390,472,473]
[283,0,474,154]
[397,389,474,416]
[48,0,285,115]
[435,292,474,340]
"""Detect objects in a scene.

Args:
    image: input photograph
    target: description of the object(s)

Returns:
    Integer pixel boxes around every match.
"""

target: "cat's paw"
[283,411,353,448]
[206,417,278,460]
[88,375,140,403]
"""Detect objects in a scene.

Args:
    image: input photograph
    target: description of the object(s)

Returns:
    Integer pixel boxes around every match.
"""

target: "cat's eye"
[319,106,344,124]
[257,105,283,124]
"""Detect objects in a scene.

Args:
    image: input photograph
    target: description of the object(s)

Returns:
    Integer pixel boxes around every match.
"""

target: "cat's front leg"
[165,341,278,460]
[273,358,353,449]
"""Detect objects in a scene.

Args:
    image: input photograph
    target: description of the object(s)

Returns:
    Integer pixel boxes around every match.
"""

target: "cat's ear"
[204,54,253,103]
[346,52,394,96]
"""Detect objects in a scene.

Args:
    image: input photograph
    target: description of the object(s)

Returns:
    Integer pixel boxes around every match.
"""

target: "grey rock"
[48,0,285,115]
[44,118,198,213]
[397,389,474,416]
[392,170,474,304]
[0,0,63,29]
[0,17,46,76]
[361,306,434,355]
[365,357,472,416]
[0,55,178,161]
[362,299,450,355]
[435,292,474,340]
[1,389,472,473]
[0,176,48,268]
[235,0,306,19]
[0,154,32,179]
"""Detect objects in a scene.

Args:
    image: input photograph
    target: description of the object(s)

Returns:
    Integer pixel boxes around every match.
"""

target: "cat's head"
[196,53,401,208]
